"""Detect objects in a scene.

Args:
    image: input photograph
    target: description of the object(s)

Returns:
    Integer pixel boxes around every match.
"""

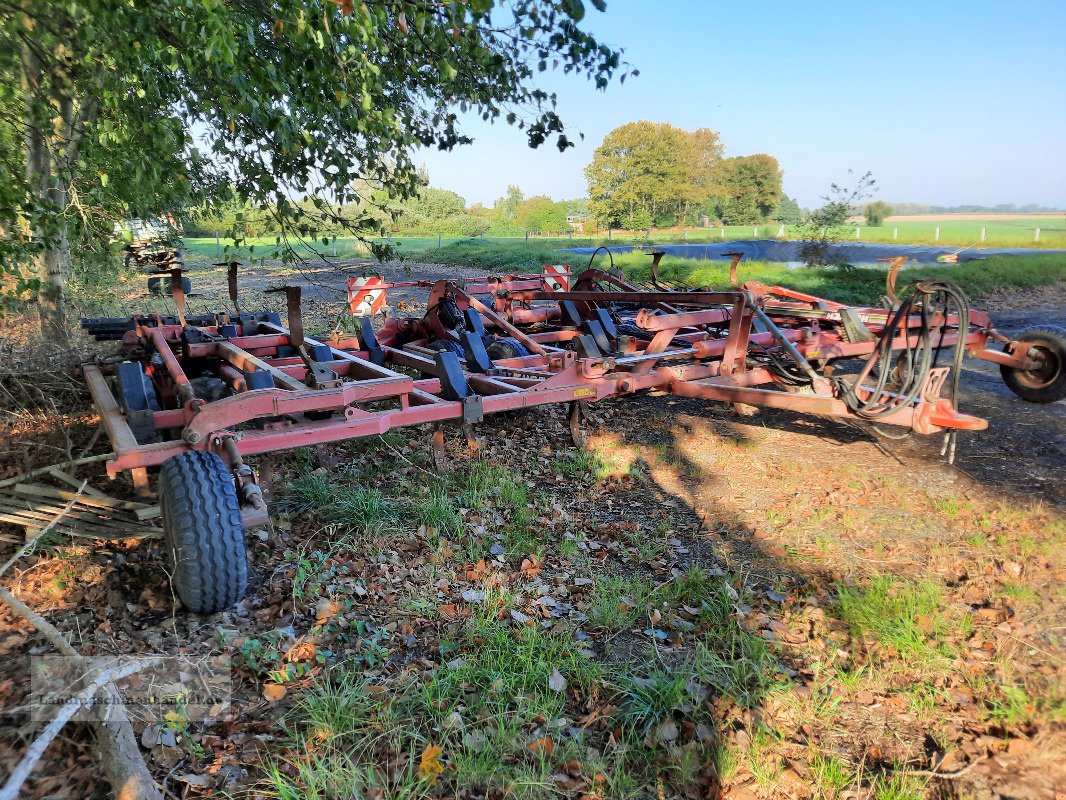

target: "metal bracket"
[838,307,876,344]
[462,395,484,423]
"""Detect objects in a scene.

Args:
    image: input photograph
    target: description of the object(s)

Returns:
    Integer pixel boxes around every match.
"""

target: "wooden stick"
[46,468,111,499]
[0,454,113,489]
[0,490,164,800]
[0,484,85,578]
[0,659,155,800]
[12,482,154,512]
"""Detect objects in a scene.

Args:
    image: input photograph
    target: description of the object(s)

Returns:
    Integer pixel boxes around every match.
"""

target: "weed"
[811,753,852,798]
[872,770,927,800]
[747,725,783,784]
[554,448,602,478]
[933,496,962,516]
[615,666,691,739]
[999,582,1039,605]
[283,472,397,534]
[586,574,655,630]
[334,486,396,534]
[418,484,464,537]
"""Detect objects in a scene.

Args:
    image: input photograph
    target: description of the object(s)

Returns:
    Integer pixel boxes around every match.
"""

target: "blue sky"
[416,0,1066,208]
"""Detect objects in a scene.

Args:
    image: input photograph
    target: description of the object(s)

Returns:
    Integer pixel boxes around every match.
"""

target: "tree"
[515,195,567,234]
[710,154,783,225]
[493,185,526,223]
[864,200,893,227]
[1,1,629,338]
[585,121,721,229]
[774,194,803,225]
[798,171,876,267]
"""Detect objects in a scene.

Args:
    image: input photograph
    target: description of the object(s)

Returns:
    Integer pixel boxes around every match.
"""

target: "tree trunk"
[22,26,74,342]
[35,218,71,342]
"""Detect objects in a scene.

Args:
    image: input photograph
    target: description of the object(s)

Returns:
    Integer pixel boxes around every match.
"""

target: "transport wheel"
[1000,325,1066,404]
[159,451,248,614]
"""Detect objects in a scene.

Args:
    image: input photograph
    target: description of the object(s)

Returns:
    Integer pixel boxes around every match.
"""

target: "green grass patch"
[406,240,1065,305]
[836,576,964,662]
[284,470,398,535]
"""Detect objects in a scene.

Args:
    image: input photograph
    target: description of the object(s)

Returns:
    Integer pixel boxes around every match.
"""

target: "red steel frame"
[83,267,1042,514]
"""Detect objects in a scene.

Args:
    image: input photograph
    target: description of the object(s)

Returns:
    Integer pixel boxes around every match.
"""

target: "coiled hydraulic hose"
[834,280,971,460]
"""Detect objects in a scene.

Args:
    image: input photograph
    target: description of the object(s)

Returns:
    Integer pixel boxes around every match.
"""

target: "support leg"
[130,467,150,497]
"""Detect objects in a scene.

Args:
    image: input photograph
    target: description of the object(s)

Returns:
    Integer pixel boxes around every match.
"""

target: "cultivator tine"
[460,331,494,374]
[431,426,448,472]
[594,308,618,339]
[464,307,487,337]
[169,266,188,327]
[725,252,745,286]
[227,261,242,317]
[568,401,588,448]
[878,256,910,307]
[560,300,583,326]
[581,318,613,354]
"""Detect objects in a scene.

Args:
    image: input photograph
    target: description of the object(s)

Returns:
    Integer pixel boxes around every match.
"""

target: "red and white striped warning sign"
[347,276,387,316]
[541,264,571,292]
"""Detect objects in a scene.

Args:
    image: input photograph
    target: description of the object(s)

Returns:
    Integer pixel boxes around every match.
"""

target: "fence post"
[438,232,442,248]
[893,228,897,240]
[980,227,986,243]
[855,226,860,239]
[1035,228,1041,242]
[525,230,529,242]
[332,239,337,257]
[934,226,940,242]
[608,228,612,241]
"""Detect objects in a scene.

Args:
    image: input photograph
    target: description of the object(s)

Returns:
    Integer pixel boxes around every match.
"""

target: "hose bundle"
[834,280,971,461]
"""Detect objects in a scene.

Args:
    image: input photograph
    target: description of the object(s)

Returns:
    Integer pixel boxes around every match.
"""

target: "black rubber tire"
[1000,325,1066,404]
[159,451,247,614]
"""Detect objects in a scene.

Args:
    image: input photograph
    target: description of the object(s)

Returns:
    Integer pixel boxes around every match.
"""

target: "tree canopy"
[584,123,787,230]
[710,154,783,225]
[1,0,630,336]
[863,200,893,226]
[584,121,722,229]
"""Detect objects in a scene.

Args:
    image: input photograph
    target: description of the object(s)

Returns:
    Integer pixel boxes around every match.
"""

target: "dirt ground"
[0,262,1063,800]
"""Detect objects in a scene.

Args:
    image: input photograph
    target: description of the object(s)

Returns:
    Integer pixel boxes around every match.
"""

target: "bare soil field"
[0,264,1063,800]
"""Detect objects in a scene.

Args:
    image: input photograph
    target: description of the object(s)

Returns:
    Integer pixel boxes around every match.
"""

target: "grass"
[248,426,1061,799]
[181,215,1066,261]
[417,484,464,538]
[286,470,398,535]
[394,239,1065,306]
[836,576,967,663]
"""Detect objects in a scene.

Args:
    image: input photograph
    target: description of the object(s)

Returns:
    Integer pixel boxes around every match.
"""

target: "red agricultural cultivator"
[79,255,1066,613]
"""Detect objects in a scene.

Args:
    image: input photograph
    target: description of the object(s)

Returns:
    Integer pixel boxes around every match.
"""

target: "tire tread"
[160,451,247,613]
[1000,325,1066,404]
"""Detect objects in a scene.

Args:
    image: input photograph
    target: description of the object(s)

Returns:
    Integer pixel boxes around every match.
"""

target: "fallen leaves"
[418,743,445,785]
[262,683,287,702]
[548,667,567,692]
[527,736,555,756]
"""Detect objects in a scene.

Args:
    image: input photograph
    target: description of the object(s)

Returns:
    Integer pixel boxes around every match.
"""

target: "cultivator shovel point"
[78,256,1066,613]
